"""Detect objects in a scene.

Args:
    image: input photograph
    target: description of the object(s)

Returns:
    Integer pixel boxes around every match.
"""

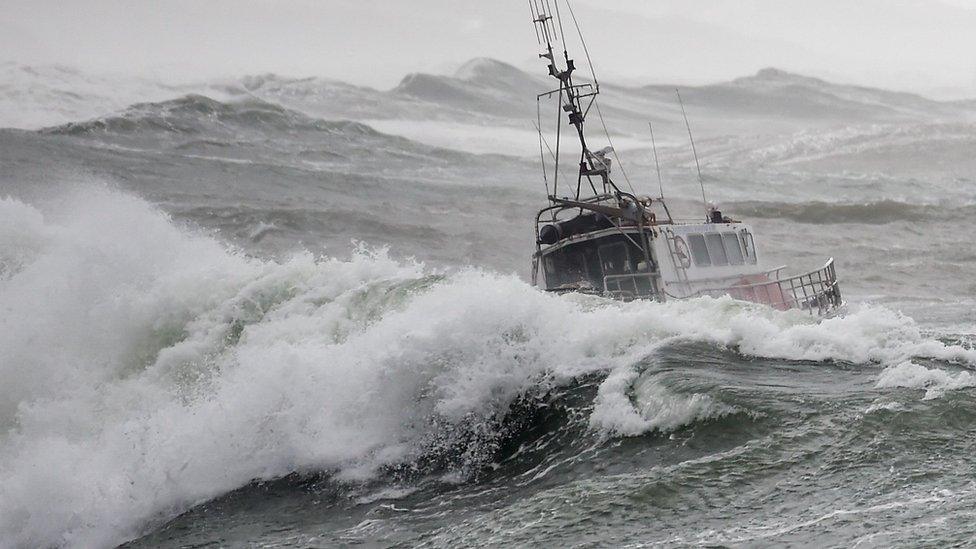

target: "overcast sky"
[3,0,976,98]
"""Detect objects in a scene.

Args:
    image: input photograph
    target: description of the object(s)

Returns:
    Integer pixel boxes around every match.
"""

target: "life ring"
[673,236,691,268]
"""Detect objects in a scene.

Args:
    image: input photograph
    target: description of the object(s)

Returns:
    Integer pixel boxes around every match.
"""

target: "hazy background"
[3,0,976,98]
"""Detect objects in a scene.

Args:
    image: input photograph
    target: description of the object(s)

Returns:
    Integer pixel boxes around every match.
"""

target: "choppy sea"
[1,63,975,547]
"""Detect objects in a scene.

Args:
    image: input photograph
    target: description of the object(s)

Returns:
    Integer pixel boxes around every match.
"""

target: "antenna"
[564,0,599,92]
[529,0,617,203]
[676,89,708,217]
[551,0,569,52]
[647,122,664,199]
[530,0,559,48]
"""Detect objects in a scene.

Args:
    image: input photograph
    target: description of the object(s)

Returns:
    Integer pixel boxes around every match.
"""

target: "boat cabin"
[539,225,658,298]
[533,200,765,301]
[532,199,842,315]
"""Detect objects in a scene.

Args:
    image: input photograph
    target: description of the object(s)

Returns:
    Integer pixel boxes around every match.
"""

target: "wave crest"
[876,361,976,400]
[41,94,381,139]
[590,366,737,435]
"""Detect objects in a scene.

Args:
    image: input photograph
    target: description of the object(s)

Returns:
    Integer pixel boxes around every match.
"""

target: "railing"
[601,260,841,315]
[695,258,842,315]
[603,272,659,300]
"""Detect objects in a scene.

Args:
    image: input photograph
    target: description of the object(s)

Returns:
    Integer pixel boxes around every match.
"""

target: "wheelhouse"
[539,227,659,298]
[532,194,666,300]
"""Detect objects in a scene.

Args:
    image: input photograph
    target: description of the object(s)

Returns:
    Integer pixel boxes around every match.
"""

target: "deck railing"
[696,258,842,315]
[600,260,842,315]
[602,272,659,300]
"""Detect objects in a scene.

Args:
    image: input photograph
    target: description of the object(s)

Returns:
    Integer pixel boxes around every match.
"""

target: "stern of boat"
[719,258,843,316]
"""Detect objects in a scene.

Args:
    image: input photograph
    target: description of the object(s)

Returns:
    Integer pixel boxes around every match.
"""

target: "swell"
[40,94,383,139]
[30,93,510,177]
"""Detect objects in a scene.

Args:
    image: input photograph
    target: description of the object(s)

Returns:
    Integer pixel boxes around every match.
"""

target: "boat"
[527,1,843,316]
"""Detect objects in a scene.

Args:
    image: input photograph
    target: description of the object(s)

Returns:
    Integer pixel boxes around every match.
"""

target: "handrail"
[603,272,658,300]
[693,258,842,315]
[766,265,788,280]
[669,265,788,287]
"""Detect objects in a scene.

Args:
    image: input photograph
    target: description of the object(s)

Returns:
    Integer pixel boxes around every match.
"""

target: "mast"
[529,0,620,202]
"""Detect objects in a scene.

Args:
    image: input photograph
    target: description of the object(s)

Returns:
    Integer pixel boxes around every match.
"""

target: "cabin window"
[688,234,710,267]
[705,233,728,266]
[740,231,757,264]
[598,241,631,275]
[723,233,744,265]
[569,251,590,281]
[544,249,590,287]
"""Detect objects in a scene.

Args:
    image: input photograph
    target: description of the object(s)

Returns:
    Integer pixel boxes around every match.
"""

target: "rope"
[594,99,637,196]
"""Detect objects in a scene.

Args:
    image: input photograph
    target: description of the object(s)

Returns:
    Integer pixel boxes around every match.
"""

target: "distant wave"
[41,94,382,139]
[0,62,190,130]
[727,199,975,224]
[31,93,517,177]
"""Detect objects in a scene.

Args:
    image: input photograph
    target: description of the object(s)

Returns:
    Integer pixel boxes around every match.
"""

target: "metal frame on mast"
[529,0,659,288]
[529,0,620,202]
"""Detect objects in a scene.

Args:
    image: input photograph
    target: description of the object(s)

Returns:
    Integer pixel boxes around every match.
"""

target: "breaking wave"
[590,366,738,436]
[876,361,976,400]
[1,188,974,547]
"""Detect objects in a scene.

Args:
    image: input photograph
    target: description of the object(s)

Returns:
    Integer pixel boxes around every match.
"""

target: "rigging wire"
[535,122,557,162]
[553,86,564,198]
[535,101,550,197]
[594,99,636,195]
[564,0,636,197]
[676,88,709,215]
[534,119,573,186]
[647,122,665,199]
[550,0,569,49]
[533,119,568,221]
[563,0,599,92]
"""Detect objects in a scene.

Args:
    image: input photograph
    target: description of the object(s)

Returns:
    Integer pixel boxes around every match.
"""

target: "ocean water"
[1,62,975,548]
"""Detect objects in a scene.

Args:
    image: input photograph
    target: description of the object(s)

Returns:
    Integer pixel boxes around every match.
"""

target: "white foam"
[353,486,419,505]
[0,196,49,279]
[362,119,539,157]
[590,365,735,435]
[863,400,908,414]
[362,118,650,157]
[1,187,974,547]
[876,361,976,400]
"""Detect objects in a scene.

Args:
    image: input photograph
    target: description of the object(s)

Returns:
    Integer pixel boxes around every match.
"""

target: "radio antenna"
[647,122,664,199]
[563,0,599,92]
[676,89,708,216]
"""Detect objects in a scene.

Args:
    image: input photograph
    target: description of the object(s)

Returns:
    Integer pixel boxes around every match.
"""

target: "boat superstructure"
[527,1,842,316]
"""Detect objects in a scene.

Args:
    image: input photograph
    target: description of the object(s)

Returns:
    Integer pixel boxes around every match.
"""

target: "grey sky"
[2,0,976,98]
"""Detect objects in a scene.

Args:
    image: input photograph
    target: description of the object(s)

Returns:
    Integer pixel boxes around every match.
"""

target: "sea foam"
[876,361,976,400]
